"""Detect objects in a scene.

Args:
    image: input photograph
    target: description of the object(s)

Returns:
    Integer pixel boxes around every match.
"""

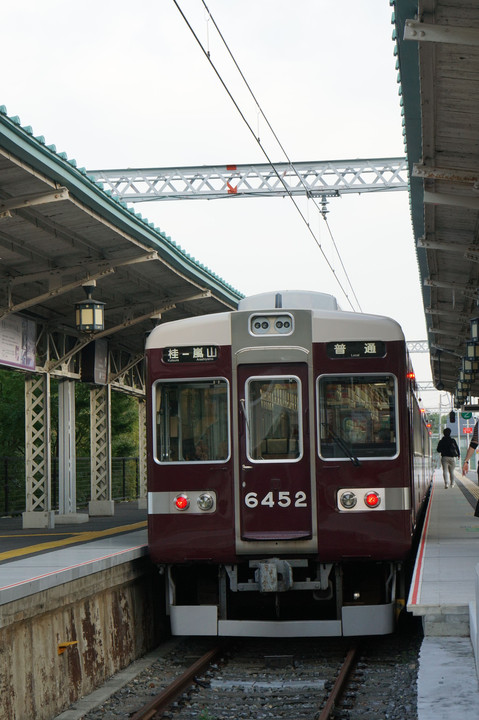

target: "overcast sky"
[1,1,442,407]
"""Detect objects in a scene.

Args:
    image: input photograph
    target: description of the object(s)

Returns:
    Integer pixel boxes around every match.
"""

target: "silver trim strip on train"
[148,490,217,514]
[336,487,411,512]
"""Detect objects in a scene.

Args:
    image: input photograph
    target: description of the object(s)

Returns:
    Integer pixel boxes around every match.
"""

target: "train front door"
[238,364,313,541]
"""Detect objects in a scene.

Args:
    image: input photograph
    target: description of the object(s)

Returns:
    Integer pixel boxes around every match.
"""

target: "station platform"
[408,469,479,636]
[408,469,479,718]
[0,501,147,605]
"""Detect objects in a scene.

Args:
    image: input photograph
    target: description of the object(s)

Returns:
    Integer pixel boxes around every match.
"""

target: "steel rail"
[130,643,227,720]
[317,643,360,720]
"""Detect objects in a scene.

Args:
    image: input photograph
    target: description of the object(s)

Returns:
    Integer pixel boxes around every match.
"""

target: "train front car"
[146,291,431,637]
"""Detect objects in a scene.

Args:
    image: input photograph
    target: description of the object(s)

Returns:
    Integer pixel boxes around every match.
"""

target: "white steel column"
[56,380,87,523]
[138,398,147,509]
[89,384,114,516]
[58,380,76,514]
[23,373,54,529]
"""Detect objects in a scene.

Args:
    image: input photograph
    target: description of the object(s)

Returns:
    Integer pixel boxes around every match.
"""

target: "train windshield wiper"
[322,423,361,467]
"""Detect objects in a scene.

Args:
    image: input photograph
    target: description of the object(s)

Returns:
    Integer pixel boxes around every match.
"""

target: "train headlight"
[364,491,381,509]
[250,313,294,335]
[197,493,214,511]
[339,491,357,509]
[274,316,293,333]
[251,316,270,334]
[174,494,189,511]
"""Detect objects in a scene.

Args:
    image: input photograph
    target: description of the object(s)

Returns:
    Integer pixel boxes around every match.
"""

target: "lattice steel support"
[89,384,114,516]
[89,157,409,201]
[138,398,147,509]
[58,379,77,515]
[23,373,54,528]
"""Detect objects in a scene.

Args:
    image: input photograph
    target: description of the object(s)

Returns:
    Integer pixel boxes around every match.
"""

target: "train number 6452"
[244,491,307,508]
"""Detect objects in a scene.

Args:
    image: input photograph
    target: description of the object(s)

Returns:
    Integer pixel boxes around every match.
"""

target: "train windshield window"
[154,379,229,463]
[318,375,397,459]
[246,376,302,462]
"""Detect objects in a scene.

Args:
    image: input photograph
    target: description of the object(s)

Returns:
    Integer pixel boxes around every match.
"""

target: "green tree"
[75,386,139,456]
[75,383,92,456]
[75,385,139,457]
[427,411,441,439]
[0,369,26,456]
[111,391,138,456]
[0,369,139,458]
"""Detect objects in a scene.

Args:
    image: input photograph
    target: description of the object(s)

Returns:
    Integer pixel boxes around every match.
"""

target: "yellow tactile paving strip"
[456,471,479,505]
[0,520,147,563]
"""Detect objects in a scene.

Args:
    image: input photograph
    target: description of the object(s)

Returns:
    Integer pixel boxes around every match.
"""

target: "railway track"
[78,623,421,720]
[130,639,361,720]
[318,643,360,720]
[130,643,229,720]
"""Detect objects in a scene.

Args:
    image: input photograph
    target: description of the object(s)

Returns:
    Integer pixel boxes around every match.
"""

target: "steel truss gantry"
[407,341,429,354]
[89,157,409,202]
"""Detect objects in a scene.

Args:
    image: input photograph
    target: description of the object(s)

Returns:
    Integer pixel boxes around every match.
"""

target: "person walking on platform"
[437,427,460,488]
[462,421,479,482]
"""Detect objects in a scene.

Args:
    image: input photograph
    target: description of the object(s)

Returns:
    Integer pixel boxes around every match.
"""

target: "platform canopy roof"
[394,0,479,403]
[0,106,242,376]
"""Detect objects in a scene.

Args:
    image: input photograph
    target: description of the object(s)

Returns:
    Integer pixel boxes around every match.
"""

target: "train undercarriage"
[162,558,403,637]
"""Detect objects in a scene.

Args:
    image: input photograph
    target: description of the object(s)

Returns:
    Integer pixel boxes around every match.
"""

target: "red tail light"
[365,491,381,508]
[174,494,189,510]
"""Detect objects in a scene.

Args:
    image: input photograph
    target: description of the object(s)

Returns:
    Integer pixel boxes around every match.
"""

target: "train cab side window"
[246,376,302,462]
[318,375,397,459]
[154,379,229,463]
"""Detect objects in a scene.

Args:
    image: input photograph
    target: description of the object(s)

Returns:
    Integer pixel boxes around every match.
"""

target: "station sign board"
[0,315,36,371]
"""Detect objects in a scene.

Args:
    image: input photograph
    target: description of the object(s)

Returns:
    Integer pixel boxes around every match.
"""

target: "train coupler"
[251,559,294,592]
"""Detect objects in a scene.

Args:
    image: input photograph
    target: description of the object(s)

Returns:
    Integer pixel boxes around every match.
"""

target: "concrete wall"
[0,557,166,720]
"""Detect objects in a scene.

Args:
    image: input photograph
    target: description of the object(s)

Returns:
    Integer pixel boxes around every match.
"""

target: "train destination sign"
[163,345,218,363]
[326,341,386,359]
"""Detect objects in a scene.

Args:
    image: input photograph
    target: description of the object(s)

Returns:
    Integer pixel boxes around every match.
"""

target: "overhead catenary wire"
[172,0,360,312]
[199,0,362,312]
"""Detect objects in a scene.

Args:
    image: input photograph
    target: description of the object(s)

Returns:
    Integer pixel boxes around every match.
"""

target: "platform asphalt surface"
[0,501,147,564]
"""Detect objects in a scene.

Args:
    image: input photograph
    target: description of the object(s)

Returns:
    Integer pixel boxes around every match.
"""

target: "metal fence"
[0,457,140,515]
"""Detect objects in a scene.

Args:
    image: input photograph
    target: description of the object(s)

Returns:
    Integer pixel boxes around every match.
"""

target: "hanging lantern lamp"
[470,317,479,342]
[75,282,105,332]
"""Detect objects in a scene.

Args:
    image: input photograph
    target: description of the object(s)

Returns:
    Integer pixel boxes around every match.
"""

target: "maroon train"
[146,290,432,636]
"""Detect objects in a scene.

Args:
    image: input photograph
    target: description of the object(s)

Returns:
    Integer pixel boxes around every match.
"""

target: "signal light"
[449,411,456,423]
[174,494,189,511]
[406,371,415,380]
[364,491,381,508]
